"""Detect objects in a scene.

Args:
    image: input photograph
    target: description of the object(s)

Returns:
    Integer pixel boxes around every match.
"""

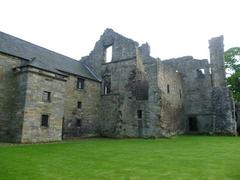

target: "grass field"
[0,136,240,180]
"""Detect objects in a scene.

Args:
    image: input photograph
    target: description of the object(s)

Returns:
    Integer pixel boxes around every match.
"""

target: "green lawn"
[0,136,240,180]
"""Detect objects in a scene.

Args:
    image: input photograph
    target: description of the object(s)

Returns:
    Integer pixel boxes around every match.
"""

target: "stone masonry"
[0,29,237,143]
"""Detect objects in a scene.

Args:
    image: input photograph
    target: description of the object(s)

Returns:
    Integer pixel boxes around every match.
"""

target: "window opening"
[103,78,111,95]
[189,117,198,132]
[77,101,82,109]
[41,115,49,127]
[42,91,51,102]
[197,69,205,78]
[137,110,143,119]
[167,84,170,93]
[105,46,112,63]
[77,78,85,89]
[76,119,82,127]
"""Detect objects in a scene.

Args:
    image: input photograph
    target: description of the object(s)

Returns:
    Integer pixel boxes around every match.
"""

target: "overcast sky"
[1,0,240,60]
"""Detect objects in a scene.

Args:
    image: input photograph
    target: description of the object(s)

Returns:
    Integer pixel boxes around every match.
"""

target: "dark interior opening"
[189,117,198,132]
[137,110,142,119]
[41,115,49,127]
[76,119,82,127]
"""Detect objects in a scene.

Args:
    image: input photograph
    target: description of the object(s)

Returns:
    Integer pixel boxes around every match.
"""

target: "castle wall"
[141,56,161,137]
[83,28,138,77]
[63,75,101,138]
[209,36,237,135]
[20,67,66,143]
[157,61,184,135]
[163,57,213,133]
[0,53,26,142]
[99,55,158,138]
[100,58,143,137]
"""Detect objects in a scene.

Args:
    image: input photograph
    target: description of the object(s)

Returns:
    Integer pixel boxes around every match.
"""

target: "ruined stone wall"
[140,54,160,137]
[209,36,237,135]
[82,28,138,77]
[0,53,25,142]
[21,67,66,143]
[157,61,184,135]
[163,57,213,133]
[209,36,226,88]
[63,75,101,138]
[100,59,142,137]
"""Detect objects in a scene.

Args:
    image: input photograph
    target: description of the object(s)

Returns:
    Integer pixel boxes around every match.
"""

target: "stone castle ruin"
[0,29,237,143]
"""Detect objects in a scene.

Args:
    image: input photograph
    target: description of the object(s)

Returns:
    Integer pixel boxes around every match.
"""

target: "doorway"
[189,117,198,132]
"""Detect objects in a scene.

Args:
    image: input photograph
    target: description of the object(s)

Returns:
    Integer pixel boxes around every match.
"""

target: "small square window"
[196,69,205,78]
[77,78,84,89]
[77,101,82,109]
[137,110,142,119]
[76,119,82,127]
[42,91,51,102]
[41,115,49,127]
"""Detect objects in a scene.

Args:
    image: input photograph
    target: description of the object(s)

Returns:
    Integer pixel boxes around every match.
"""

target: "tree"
[224,47,240,102]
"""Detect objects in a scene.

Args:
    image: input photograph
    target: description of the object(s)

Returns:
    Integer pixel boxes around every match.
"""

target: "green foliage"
[1,137,240,179]
[227,71,240,102]
[224,47,240,102]
[225,47,240,72]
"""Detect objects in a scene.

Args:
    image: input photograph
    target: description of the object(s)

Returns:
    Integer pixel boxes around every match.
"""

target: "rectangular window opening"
[77,101,82,109]
[105,46,113,63]
[42,91,51,102]
[76,119,82,127]
[77,78,85,89]
[137,110,143,119]
[41,115,49,127]
[167,84,170,94]
[104,85,111,95]
[103,78,111,95]
[197,69,205,78]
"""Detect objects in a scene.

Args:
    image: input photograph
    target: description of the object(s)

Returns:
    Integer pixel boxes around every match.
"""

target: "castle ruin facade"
[0,29,237,143]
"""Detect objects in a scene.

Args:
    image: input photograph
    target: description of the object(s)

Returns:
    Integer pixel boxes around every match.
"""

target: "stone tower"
[209,36,226,87]
[209,36,237,135]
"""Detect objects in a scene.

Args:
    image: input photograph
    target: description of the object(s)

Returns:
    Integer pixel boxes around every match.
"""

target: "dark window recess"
[76,119,82,127]
[103,78,111,95]
[41,115,49,127]
[77,101,82,109]
[189,117,198,132]
[196,69,205,78]
[179,89,182,99]
[167,84,170,93]
[136,79,149,100]
[77,78,85,89]
[137,110,143,119]
[104,84,111,95]
[42,91,51,102]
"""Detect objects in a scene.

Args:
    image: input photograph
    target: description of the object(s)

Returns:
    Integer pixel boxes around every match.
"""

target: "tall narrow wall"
[209,36,237,135]
[157,61,184,136]
[0,53,26,142]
